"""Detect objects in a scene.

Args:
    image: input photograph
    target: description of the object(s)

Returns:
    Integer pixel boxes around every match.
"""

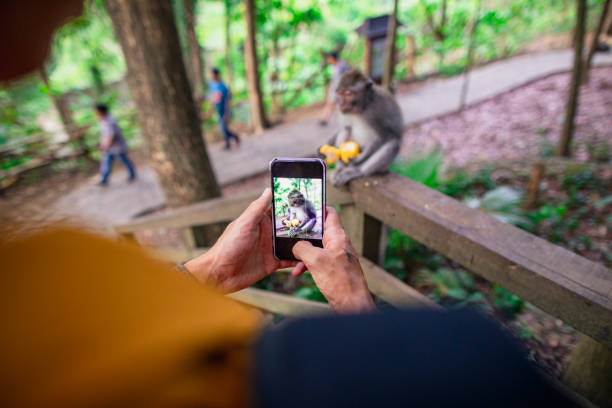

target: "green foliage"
[293,273,327,302]
[48,1,124,92]
[390,149,443,188]
[463,186,533,229]
[491,285,524,315]
[294,286,327,302]
[440,168,496,198]
[585,140,610,163]
[416,268,488,309]
[538,138,555,158]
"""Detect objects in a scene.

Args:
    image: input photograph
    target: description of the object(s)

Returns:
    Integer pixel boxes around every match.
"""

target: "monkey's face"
[336,87,359,114]
[288,190,305,207]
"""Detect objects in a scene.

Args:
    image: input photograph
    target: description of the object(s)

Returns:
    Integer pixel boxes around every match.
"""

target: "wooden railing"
[115,173,611,405]
[0,124,91,188]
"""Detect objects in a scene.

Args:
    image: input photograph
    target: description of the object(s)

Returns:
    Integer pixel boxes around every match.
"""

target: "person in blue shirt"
[209,68,240,150]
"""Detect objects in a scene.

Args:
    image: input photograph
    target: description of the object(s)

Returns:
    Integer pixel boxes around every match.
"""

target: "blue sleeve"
[254,309,573,408]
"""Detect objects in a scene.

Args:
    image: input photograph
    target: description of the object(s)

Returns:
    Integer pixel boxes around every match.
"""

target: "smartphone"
[270,158,326,261]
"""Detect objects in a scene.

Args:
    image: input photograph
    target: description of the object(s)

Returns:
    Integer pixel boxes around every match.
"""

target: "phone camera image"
[273,177,323,240]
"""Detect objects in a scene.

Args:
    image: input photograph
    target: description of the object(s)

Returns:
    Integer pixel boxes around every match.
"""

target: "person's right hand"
[292,207,375,314]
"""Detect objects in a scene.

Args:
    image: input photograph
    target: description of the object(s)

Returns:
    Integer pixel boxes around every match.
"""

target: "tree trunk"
[458,0,481,111]
[90,64,105,97]
[382,0,399,92]
[39,67,75,131]
[521,161,545,210]
[606,4,612,36]
[582,0,610,84]
[564,335,612,407]
[224,0,234,86]
[183,0,206,102]
[243,0,269,133]
[105,0,222,245]
[558,0,587,158]
[405,35,416,79]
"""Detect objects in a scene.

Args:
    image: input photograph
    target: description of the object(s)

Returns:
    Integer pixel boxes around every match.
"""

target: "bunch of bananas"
[319,141,360,165]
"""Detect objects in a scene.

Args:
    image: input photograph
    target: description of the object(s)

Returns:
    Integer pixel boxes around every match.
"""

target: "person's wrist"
[329,286,375,314]
[184,249,220,287]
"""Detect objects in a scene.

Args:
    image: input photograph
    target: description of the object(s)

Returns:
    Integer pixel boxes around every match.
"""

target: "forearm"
[327,279,375,314]
[184,250,220,287]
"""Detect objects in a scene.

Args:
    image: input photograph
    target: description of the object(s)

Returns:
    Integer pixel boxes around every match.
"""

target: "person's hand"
[292,207,375,313]
[184,188,297,293]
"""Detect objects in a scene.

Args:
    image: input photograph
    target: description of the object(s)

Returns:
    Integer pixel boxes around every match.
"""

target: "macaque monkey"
[281,189,317,238]
[324,69,404,186]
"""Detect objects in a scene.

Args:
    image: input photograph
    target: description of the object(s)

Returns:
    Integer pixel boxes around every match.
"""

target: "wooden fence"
[0,124,90,189]
[115,173,611,406]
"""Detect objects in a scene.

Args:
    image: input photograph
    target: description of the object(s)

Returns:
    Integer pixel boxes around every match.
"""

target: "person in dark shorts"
[209,67,240,150]
[95,104,135,186]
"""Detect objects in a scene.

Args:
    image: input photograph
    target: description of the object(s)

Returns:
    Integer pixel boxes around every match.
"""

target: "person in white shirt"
[319,51,350,126]
[96,104,136,186]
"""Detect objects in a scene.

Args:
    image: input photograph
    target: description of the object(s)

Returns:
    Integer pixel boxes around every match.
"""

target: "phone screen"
[270,158,325,261]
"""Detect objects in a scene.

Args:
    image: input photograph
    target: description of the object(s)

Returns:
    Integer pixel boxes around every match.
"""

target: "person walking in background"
[210,67,240,150]
[319,51,350,126]
[95,104,136,186]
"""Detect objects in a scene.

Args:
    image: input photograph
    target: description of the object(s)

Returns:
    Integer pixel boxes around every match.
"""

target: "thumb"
[292,241,324,266]
[239,188,272,224]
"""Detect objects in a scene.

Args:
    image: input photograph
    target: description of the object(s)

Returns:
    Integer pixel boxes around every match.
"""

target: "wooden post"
[558,0,587,157]
[243,0,269,133]
[339,203,384,265]
[405,34,416,78]
[564,335,612,407]
[458,0,481,111]
[521,161,545,210]
[382,0,399,91]
[582,0,611,84]
[364,38,372,77]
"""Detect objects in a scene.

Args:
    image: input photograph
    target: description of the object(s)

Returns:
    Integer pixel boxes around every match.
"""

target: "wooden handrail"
[228,287,330,316]
[147,245,436,311]
[115,183,354,234]
[348,174,612,347]
[114,173,611,347]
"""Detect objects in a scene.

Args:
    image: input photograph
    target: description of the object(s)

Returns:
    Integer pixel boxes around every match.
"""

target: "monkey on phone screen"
[323,69,404,187]
[282,189,317,238]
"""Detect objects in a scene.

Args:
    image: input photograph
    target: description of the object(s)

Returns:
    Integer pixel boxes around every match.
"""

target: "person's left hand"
[185,188,298,293]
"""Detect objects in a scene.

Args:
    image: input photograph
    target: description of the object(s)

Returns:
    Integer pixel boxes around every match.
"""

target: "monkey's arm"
[332,139,400,187]
[350,137,385,166]
[297,202,317,232]
[298,217,316,233]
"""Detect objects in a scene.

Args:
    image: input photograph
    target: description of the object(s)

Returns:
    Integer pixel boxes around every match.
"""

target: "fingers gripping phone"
[270,158,326,261]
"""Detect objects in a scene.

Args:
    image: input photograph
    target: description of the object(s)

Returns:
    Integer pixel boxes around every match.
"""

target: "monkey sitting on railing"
[319,69,404,187]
